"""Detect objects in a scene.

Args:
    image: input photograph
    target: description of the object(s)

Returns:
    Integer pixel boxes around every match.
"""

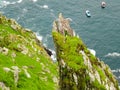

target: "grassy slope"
[0,14,58,90]
[52,31,119,90]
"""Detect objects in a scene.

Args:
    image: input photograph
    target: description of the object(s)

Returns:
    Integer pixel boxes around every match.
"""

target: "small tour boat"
[101,1,106,8]
[86,10,91,17]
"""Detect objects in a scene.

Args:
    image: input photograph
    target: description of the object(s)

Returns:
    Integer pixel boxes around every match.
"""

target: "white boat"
[86,10,91,17]
[101,1,106,8]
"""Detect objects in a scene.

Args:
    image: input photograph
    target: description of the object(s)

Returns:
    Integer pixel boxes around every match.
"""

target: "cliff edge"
[52,13,119,90]
[0,13,58,90]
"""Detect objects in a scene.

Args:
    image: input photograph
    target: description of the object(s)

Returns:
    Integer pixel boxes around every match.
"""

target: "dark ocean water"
[0,0,120,83]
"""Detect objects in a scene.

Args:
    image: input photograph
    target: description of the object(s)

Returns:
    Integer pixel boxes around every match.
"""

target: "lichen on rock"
[52,13,119,90]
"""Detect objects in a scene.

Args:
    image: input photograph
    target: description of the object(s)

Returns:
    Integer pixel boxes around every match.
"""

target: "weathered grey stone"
[22,66,31,78]
[11,52,16,58]
[0,82,10,90]
[53,13,74,36]
[11,66,21,87]
[2,47,9,55]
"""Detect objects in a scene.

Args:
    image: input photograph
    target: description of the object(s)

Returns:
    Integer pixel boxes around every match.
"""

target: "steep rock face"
[0,13,58,90]
[52,13,119,90]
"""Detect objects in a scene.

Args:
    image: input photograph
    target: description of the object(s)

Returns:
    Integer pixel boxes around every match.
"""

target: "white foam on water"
[112,69,120,73]
[2,1,10,7]
[35,33,56,61]
[111,69,120,83]
[0,0,23,7]
[66,18,73,22]
[41,5,49,9]
[32,0,38,3]
[35,32,43,41]
[43,43,47,47]
[35,32,56,61]
[17,0,23,3]
[88,48,96,56]
[105,52,120,57]
[50,49,56,61]
[10,2,16,5]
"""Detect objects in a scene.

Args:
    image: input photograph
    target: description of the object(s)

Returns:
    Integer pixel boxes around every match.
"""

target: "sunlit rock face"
[52,13,119,90]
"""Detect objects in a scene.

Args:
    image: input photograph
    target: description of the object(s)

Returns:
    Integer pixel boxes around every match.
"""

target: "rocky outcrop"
[0,13,59,90]
[52,13,119,90]
[53,13,74,36]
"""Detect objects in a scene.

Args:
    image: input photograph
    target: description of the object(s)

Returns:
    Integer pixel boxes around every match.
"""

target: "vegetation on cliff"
[0,13,58,90]
[52,13,119,90]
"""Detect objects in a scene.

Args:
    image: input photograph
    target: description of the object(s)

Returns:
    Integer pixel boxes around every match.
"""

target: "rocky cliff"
[0,12,119,90]
[0,13,58,90]
[52,13,119,90]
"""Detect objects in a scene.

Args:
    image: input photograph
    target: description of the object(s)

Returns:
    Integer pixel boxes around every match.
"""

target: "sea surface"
[0,0,120,83]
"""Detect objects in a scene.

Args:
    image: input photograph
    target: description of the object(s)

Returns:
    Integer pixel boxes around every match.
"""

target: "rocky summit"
[52,13,119,90]
[0,13,58,90]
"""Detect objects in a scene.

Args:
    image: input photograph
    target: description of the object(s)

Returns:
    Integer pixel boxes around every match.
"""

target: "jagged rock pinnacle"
[53,13,74,36]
